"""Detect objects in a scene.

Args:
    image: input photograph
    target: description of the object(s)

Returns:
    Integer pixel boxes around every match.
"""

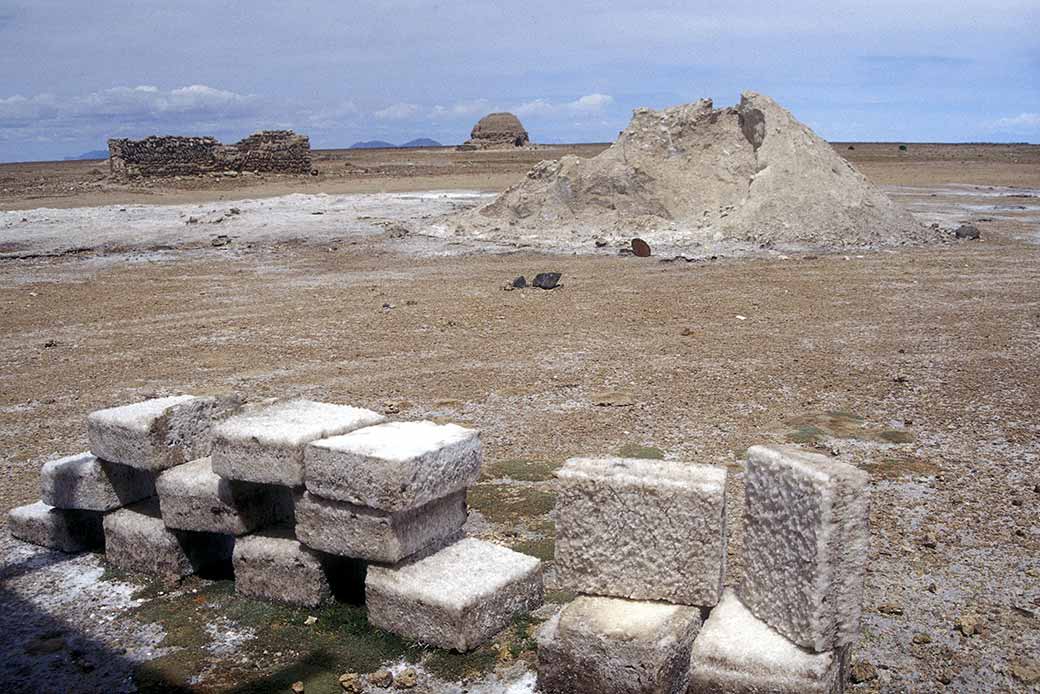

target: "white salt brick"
[366,537,543,651]
[103,499,234,581]
[211,399,384,486]
[87,394,242,470]
[233,527,334,607]
[7,501,104,553]
[537,596,702,694]
[739,445,869,652]
[41,452,155,511]
[687,589,850,694]
[295,489,467,563]
[156,457,292,535]
[554,457,727,607]
[305,421,481,512]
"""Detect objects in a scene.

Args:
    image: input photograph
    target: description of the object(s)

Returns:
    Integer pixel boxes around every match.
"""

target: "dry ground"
[0,143,1038,693]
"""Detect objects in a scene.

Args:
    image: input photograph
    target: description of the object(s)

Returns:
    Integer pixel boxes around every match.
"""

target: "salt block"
[41,452,155,511]
[103,499,233,581]
[739,445,869,652]
[233,527,335,607]
[687,589,850,694]
[156,457,293,535]
[537,595,702,694]
[366,537,543,651]
[7,501,104,553]
[554,457,727,606]
[87,393,242,471]
[211,399,384,486]
[305,421,481,512]
[295,489,467,563]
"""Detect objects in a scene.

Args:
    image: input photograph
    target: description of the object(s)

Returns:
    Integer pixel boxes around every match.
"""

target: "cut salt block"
[687,589,850,694]
[156,457,293,535]
[305,421,481,512]
[87,394,242,470]
[211,399,384,486]
[233,527,347,607]
[739,444,869,652]
[41,451,155,511]
[537,595,702,694]
[7,501,104,553]
[554,456,727,606]
[103,499,233,582]
[365,537,543,651]
[295,489,467,563]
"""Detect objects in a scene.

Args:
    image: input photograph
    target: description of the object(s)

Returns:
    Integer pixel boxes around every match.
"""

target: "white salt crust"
[88,395,196,434]
[314,421,475,462]
[213,399,384,448]
[41,451,155,511]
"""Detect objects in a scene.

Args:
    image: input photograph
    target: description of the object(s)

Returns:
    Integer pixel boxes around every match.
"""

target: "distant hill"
[400,138,442,148]
[350,140,396,149]
[64,149,108,161]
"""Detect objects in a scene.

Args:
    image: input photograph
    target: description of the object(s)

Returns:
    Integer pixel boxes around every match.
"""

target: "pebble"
[339,672,365,692]
[954,613,980,637]
[878,603,904,616]
[1010,657,1040,684]
[912,632,932,645]
[368,669,393,687]
[393,668,418,689]
[303,616,317,626]
[850,660,878,683]
[532,272,561,290]
[291,682,305,694]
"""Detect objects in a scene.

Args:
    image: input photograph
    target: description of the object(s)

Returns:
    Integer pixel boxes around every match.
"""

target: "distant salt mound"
[449,92,935,252]
[458,112,530,150]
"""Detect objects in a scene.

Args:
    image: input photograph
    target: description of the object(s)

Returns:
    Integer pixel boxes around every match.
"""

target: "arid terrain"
[1,143,1039,693]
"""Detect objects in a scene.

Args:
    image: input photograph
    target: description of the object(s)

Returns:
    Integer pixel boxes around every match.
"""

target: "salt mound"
[450,92,935,252]
[460,112,530,150]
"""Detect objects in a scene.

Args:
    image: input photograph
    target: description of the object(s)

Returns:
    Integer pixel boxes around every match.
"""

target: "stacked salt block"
[365,537,544,651]
[208,399,385,603]
[539,456,727,694]
[298,421,544,650]
[6,394,240,556]
[687,445,869,694]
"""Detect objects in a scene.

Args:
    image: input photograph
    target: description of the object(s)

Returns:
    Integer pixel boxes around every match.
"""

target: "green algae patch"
[483,458,558,482]
[784,411,915,446]
[468,484,557,525]
[616,443,665,459]
[878,429,914,444]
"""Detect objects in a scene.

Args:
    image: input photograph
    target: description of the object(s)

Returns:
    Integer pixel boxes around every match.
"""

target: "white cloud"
[990,112,1040,131]
[374,102,421,120]
[513,94,615,118]
[430,99,492,119]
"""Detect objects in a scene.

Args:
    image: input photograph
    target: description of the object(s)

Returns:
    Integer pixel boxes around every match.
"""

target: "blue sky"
[0,1,1038,162]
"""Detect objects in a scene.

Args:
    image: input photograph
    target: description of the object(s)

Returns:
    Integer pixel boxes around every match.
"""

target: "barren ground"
[1,143,1038,693]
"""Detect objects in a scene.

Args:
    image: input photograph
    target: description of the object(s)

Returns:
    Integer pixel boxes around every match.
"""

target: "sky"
[0,0,1038,162]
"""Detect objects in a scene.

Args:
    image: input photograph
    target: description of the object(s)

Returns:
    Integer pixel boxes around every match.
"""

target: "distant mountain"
[64,149,108,161]
[350,140,396,149]
[400,138,442,148]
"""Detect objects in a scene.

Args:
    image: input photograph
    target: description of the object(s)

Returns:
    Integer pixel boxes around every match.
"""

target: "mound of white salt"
[447,92,936,253]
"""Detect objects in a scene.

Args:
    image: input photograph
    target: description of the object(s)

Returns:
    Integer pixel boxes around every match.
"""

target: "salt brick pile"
[538,446,869,694]
[8,393,545,653]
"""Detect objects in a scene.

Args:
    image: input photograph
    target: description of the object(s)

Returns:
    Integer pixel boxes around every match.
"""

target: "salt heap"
[452,92,935,252]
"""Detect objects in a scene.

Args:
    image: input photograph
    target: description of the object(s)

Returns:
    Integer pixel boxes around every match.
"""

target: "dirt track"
[1,144,1039,693]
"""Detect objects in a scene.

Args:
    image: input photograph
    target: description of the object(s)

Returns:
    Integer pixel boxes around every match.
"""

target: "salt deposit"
[446,92,938,253]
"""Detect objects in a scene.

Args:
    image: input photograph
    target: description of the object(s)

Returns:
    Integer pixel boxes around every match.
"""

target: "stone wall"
[108,130,311,177]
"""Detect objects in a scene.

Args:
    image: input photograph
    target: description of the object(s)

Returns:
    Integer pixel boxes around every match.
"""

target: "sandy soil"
[1,144,1038,693]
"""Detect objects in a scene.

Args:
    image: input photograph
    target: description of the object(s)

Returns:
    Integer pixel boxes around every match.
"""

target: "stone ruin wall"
[108,130,311,178]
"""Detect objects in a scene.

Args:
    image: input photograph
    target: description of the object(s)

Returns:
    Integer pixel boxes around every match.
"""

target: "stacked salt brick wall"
[107,130,311,178]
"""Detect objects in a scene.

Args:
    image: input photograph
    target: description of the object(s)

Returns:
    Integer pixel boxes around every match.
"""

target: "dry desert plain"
[1,143,1039,693]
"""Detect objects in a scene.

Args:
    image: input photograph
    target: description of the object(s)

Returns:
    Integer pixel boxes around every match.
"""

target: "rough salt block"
[233,527,339,607]
[7,501,104,553]
[366,537,543,651]
[687,589,850,694]
[156,457,293,535]
[103,499,234,581]
[305,421,481,512]
[211,399,384,486]
[295,489,467,563]
[554,456,727,606]
[537,595,702,694]
[739,445,869,652]
[41,452,155,511]
[87,394,242,470]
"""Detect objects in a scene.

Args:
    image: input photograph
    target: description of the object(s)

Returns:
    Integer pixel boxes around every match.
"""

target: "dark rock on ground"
[532,272,561,290]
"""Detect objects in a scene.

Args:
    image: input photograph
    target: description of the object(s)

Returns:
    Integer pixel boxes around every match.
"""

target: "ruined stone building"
[108,130,311,177]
